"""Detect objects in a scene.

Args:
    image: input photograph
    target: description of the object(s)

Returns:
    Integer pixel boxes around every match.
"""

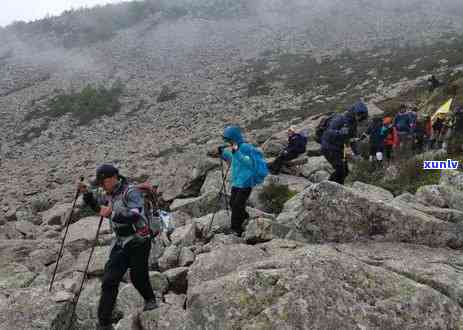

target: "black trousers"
[270,150,300,173]
[98,239,155,326]
[322,149,348,185]
[384,145,393,160]
[230,187,252,235]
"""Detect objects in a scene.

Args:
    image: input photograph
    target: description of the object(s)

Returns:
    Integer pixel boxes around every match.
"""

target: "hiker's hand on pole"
[77,180,88,193]
[99,206,112,218]
[231,143,238,153]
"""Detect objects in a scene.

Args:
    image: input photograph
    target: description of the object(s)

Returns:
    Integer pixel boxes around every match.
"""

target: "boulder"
[149,271,169,295]
[193,210,231,238]
[14,221,39,239]
[170,192,222,218]
[74,246,111,276]
[0,263,37,289]
[187,244,267,288]
[200,168,231,196]
[164,267,189,294]
[178,247,195,267]
[139,304,189,330]
[351,181,394,202]
[170,223,197,247]
[185,244,463,329]
[300,156,333,179]
[244,218,292,244]
[41,203,80,226]
[336,242,463,306]
[158,245,180,272]
[416,184,463,211]
[248,174,312,212]
[0,287,74,330]
[297,181,463,248]
[64,216,112,254]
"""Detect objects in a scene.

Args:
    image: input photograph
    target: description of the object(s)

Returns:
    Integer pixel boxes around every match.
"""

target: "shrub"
[258,182,297,214]
[46,81,124,125]
[31,196,51,213]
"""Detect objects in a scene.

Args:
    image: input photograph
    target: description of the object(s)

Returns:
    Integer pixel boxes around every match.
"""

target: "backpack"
[122,182,174,241]
[248,146,269,186]
[314,113,336,143]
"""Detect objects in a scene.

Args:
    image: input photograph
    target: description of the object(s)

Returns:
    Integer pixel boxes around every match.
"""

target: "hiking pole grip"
[68,214,104,329]
[49,176,84,292]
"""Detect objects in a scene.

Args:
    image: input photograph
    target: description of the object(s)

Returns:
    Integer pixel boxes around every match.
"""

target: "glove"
[340,127,350,136]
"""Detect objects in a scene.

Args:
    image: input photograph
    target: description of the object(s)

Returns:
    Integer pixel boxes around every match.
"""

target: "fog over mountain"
[1,0,463,204]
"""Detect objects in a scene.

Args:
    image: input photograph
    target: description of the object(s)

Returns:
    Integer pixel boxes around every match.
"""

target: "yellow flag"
[431,98,453,122]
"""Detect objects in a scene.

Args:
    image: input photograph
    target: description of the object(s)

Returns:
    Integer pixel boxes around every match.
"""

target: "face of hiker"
[287,129,295,137]
[101,176,118,193]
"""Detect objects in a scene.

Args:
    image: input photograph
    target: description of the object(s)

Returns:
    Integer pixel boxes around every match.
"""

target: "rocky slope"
[1,1,463,328]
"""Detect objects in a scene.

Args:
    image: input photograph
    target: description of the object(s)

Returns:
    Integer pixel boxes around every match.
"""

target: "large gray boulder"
[170,192,222,218]
[416,184,463,211]
[0,263,37,290]
[301,156,333,179]
[244,217,292,244]
[188,244,267,288]
[40,203,80,226]
[0,287,74,330]
[351,181,394,202]
[182,245,463,329]
[74,246,110,276]
[64,216,112,254]
[295,181,463,248]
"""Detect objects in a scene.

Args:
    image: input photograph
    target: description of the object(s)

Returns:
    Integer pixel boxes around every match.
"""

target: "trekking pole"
[220,157,230,217]
[207,162,231,235]
[49,176,84,292]
[68,214,104,329]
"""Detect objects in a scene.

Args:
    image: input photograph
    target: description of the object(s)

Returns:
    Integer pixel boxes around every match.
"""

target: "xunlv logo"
[423,159,460,170]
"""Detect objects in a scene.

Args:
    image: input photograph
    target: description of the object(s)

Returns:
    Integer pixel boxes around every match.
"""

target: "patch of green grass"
[258,182,298,214]
[46,81,124,125]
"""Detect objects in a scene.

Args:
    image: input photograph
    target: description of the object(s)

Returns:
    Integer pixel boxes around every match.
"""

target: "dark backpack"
[314,113,336,144]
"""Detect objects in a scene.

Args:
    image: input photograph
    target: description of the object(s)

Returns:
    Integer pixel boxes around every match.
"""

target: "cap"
[95,164,119,185]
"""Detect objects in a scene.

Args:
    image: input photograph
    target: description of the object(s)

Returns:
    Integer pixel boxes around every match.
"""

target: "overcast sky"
[1,0,125,27]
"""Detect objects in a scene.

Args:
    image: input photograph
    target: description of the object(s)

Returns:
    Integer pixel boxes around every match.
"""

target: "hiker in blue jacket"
[218,126,261,236]
[394,104,413,154]
[321,101,368,184]
[269,126,307,174]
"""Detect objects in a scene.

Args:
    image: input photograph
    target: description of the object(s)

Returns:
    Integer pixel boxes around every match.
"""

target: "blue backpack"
[248,146,269,186]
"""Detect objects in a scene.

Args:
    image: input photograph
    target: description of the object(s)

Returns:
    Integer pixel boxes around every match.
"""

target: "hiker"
[364,117,386,166]
[78,165,158,330]
[269,126,307,174]
[382,116,399,161]
[320,101,368,184]
[394,104,413,155]
[424,114,433,151]
[432,116,446,149]
[450,105,463,152]
[412,119,426,154]
[427,75,441,92]
[218,125,266,237]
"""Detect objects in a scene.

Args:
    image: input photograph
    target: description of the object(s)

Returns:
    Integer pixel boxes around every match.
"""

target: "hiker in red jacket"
[382,116,399,161]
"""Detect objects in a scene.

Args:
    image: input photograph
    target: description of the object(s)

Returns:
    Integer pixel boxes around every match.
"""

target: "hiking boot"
[143,298,159,311]
[96,323,114,330]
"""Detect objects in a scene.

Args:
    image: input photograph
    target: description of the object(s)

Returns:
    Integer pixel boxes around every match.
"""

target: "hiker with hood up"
[78,165,158,330]
[321,101,369,184]
[218,125,267,237]
[269,126,308,175]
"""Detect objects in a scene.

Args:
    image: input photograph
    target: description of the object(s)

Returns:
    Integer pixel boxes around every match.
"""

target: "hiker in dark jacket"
[394,104,412,155]
[269,126,307,174]
[78,165,158,330]
[321,101,368,184]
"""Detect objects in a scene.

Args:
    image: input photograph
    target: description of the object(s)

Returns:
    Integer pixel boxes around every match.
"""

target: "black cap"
[95,164,119,185]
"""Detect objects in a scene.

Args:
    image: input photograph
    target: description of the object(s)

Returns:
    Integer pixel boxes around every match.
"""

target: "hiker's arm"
[112,190,144,224]
[221,149,232,161]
